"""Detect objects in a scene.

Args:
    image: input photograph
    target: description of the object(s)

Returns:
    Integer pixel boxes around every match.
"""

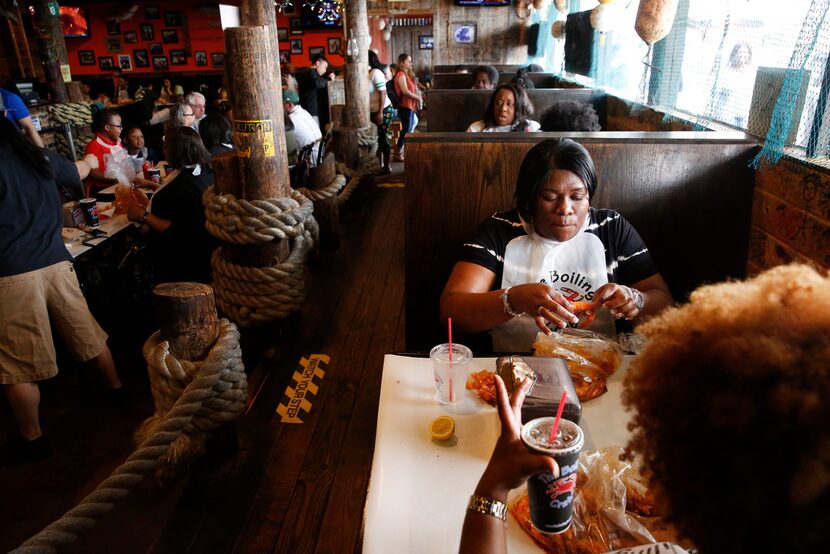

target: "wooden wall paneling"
[605,96,700,132]
[755,158,830,221]
[425,88,606,132]
[390,24,433,78]
[404,133,758,351]
[433,0,525,66]
[751,189,830,267]
[431,72,560,89]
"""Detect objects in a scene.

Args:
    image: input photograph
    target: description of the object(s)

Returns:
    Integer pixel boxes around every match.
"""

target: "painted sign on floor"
[276,354,329,423]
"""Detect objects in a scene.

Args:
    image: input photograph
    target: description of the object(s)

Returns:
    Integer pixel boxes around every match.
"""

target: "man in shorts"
[0,113,122,465]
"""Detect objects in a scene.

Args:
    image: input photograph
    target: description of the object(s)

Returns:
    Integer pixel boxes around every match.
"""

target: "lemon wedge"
[430,416,455,441]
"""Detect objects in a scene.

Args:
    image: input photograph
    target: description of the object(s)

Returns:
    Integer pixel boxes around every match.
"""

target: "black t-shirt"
[0,146,71,277]
[461,207,657,350]
[294,68,328,117]
[150,166,217,284]
[46,149,84,201]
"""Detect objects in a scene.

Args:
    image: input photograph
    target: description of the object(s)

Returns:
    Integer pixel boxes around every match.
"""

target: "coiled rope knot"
[135,318,247,474]
[12,319,246,554]
[203,188,315,245]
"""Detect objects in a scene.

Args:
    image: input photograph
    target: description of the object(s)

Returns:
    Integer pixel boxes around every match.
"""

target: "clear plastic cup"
[429,343,472,404]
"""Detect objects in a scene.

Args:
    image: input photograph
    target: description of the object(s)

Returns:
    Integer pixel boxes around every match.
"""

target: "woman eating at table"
[466,83,541,133]
[127,126,216,284]
[440,138,672,352]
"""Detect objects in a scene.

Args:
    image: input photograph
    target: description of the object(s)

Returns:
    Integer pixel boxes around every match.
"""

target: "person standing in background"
[369,51,393,174]
[393,53,422,162]
[0,87,44,147]
[295,54,334,131]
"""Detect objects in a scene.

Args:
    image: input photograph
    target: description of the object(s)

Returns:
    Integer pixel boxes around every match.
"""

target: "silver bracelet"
[500,287,521,318]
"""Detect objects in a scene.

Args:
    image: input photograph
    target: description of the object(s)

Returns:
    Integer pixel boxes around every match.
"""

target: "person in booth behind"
[198,113,234,157]
[295,54,334,130]
[466,83,541,133]
[393,53,423,162]
[540,100,602,132]
[1,86,44,147]
[471,65,499,90]
[283,89,322,165]
[185,91,207,129]
[459,264,830,554]
[0,115,123,465]
[83,108,125,193]
[440,138,673,352]
[123,125,160,171]
[127,126,217,284]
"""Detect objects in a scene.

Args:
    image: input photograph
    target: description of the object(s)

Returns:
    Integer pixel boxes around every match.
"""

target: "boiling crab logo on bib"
[541,270,596,301]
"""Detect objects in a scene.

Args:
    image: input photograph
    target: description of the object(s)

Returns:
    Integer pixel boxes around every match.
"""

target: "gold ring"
[537,305,546,316]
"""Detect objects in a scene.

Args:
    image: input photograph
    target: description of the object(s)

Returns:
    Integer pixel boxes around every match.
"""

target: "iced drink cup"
[521,417,584,534]
[429,343,472,404]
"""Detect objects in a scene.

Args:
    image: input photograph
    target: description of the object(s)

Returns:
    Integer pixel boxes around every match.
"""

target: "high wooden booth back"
[427,89,607,132]
[433,64,527,74]
[432,72,561,89]
[404,132,759,351]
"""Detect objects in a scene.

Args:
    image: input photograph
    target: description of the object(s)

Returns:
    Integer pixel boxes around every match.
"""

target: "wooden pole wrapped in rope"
[12,314,246,554]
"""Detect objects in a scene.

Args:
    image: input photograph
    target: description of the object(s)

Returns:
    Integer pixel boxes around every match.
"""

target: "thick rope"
[211,211,317,327]
[296,173,346,201]
[12,320,245,554]
[203,188,314,245]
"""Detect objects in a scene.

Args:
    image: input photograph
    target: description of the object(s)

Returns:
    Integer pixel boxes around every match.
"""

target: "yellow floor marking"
[276,354,330,423]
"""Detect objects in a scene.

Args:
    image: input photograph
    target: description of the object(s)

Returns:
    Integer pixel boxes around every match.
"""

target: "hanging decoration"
[306,0,343,22]
[532,0,551,12]
[383,29,391,42]
[276,0,294,14]
[554,0,568,13]
[634,0,680,45]
[591,0,619,33]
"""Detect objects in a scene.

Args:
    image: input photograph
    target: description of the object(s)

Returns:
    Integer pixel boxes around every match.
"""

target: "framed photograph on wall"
[290,19,303,35]
[418,35,434,50]
[279,51,290,65]
[309,46,324,59]
[161,29,178,44]
[140,24,154,41]
[164,11,183,27]
[78,50,95,65]
[118,54,133,71]
[106,19,120,36]
[149,42,163,55]
[169,49,187,65]
[211,52,225,68]
[98,56,114,70]
[452,23,476,44]
[195,51,207,66]
[133,49,150,68]
[152,56,169,71]
[290,39,302,54]
[277,27,288,42]
[327,37,341,55]
[145,6,160,19]
[123,31,138,44]
[105,38,122,52]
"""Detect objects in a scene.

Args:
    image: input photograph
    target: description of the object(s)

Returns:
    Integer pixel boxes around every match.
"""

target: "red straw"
[548,390,568,444]
[448,318,454,401]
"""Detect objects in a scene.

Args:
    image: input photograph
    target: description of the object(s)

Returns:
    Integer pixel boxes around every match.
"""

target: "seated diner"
[466,83,541,133]
[440,138,673,351]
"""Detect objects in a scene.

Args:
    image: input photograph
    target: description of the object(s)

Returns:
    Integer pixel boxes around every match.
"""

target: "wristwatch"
[627,286,645,312]
[468,495,508,521]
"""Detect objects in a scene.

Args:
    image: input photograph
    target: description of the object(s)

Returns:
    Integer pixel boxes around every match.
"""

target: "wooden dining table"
[362,354,635,554]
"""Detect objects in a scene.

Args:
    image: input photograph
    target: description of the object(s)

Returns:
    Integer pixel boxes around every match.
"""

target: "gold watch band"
[468,494,508,521]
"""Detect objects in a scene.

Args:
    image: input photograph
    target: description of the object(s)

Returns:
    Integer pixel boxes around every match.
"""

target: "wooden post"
[223,25,291,267]
[240,0,282,89]
[308,153,340,250]
[343,0,371,129]
[32,0,69,103]
[153,283,220,361]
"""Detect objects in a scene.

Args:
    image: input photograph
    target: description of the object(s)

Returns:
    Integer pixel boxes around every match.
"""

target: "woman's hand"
[133,176,159,190]
[592,283,641,320]
[126,204,146,223]
[507,283,579,333]
[475,376,559,501]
